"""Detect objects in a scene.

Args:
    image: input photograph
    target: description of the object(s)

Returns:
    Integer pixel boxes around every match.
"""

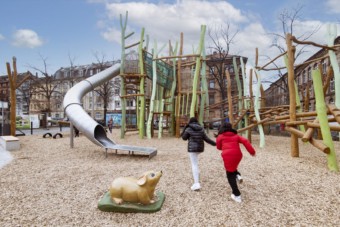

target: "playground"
[0,129,339,226]
[1,8,340,225]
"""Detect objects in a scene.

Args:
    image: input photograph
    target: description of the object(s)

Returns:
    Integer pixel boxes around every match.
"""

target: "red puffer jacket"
[216,132,255,172]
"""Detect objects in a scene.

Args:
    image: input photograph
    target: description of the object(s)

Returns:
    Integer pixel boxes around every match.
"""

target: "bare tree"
[29,54,64,117]
[262,4,320,104]
[206,23,239,119]
[16,71,35,114]
[92,52,117,126]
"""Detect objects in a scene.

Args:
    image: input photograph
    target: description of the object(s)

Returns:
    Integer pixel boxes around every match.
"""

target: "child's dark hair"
[180,117,198,136]
[188,117,198,124]
[214,122,237,137]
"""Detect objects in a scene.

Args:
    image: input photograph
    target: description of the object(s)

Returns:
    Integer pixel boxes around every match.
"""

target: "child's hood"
[189,122,203,131]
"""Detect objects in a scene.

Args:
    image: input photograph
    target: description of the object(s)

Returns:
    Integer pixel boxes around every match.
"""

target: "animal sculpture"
[109,170,162,205]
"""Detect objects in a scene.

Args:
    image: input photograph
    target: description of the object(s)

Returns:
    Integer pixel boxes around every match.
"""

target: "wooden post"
[301,119,318,142]
[286,33,299,157]
[6,58,18,136]
[285,126,329,154]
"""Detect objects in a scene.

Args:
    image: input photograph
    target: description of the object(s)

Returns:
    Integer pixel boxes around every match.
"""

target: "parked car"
[212,121,221,129]
[331,131,339,141]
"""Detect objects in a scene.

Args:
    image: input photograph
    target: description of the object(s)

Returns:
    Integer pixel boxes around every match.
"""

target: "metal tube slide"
[63,63,121,147]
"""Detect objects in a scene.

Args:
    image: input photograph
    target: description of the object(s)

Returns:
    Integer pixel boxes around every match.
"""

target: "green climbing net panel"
[143,50,173,90]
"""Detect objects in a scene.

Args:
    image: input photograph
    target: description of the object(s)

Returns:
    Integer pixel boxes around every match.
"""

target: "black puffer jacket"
[181,122,216,153]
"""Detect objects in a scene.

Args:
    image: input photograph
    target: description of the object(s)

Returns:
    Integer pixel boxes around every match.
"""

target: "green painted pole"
[138,28,145,138]
[190,25,206,117]
[199,46,208,125]
[240,57,248,137]
[119,12,128,139]
[158,99,164,138]
[312,69,339,171]
[327,24,340,109]
[233,57,243,129]
[254,69,265,148]
[170,42,178,136]
[146,46,158,139]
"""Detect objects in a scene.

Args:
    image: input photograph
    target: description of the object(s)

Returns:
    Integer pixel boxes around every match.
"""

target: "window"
[209,80,215,89]
[309,86,313,97]
[308,67,311,81]
[114,89,119,95]
[209,94,215,105]
[322,60,327,74]
[302,70,306,84]
[115,101,121,107]
[127,100,134,107]
[97,103,102,108]
[209,67,215,75]
[95,112,102,119]
[330,77,335,92]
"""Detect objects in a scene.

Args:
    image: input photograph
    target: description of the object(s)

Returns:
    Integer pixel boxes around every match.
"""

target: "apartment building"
[29,61,121,121]
[4,51,245,128]
[265,36,339,109]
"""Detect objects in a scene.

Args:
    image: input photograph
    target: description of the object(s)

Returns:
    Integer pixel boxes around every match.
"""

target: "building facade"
[265,36,340,109]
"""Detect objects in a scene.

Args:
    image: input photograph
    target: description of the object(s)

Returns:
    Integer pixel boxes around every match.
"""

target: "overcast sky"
[1,0,339,81]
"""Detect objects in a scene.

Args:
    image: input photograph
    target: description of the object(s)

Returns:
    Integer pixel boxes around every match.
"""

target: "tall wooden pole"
[286,33,299,157]
[6,58,17,136]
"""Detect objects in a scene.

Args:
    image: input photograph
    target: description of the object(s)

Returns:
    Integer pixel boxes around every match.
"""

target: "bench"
[0,136,20,151]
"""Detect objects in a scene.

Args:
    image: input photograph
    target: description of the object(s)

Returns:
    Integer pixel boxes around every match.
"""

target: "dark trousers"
[226,170,241,196]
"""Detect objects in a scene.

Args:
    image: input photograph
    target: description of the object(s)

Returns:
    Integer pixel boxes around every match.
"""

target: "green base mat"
[98,191,165,213]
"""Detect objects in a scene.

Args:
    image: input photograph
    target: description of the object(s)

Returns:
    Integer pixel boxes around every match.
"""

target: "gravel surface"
[0,129,339,226]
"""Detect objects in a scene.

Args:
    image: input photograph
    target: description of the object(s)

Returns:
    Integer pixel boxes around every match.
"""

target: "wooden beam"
[285,126,330,154]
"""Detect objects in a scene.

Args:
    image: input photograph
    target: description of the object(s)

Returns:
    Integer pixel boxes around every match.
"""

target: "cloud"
[100,0,247,53]
[326,0,340,14]
[95,0,338,85]
[0,34,4,40]
[11,29,44,48]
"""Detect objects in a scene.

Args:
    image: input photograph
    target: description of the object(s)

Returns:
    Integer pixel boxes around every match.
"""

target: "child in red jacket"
[216,122,256,203]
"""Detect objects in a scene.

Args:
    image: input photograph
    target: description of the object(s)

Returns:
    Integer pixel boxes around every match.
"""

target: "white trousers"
[189,152,200,184]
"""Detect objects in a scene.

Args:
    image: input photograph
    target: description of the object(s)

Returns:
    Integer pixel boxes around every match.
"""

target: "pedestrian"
[108,117,113,133]
[181,117,216,191]
[215,122,256,203]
